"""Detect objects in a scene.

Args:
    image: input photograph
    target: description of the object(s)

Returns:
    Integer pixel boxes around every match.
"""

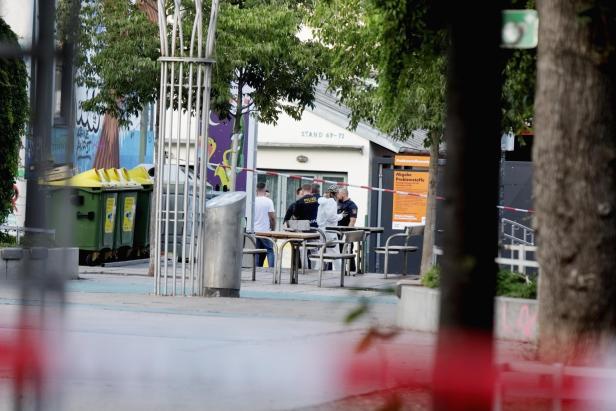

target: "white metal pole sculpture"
[154,0,220,296]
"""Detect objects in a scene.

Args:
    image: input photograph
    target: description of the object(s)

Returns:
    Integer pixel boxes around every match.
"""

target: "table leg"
[290,243,297,284]
[355,240,363,274]
[275,242,285,284]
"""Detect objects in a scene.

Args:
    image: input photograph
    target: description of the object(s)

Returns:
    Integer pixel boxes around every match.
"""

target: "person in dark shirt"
[283,183,321,227]
[337,188,358,227]
[337,188,359,271]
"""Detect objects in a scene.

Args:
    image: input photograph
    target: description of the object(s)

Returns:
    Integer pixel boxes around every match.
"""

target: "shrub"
[0,19,29,225]
[421,265,537,299]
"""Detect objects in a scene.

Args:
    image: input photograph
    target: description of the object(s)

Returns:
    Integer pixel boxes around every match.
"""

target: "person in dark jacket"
[283,183,321,228]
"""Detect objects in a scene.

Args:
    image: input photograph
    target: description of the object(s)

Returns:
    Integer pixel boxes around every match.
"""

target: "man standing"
[254,182,276,267]
[283,183,320,228]
[337,188,359,271]
[337,188,358,227]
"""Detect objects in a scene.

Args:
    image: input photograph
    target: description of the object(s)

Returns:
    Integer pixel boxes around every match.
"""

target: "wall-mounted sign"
[300,130,345,139]
[394,155,430,168]
[392,170,429,230]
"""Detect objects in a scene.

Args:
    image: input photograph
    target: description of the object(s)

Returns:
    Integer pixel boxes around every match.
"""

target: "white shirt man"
[254,182,275,267]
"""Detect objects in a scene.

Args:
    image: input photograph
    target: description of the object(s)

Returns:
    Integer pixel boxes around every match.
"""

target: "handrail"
[501,218,535,246]
[0,225,56,245]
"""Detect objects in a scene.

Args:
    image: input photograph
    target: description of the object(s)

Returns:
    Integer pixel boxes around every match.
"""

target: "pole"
[432,2,503,410]
[25,0,56,233]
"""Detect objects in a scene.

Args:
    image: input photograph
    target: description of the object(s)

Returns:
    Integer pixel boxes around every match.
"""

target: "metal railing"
[433,243,539,275]
[495,244,539,275]
[494,360,616,411]
[0,225,56,245]
[501,218,535,246]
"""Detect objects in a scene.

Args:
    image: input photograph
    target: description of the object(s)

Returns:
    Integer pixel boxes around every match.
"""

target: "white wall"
[257,110,372,225]
[1,0,34,46]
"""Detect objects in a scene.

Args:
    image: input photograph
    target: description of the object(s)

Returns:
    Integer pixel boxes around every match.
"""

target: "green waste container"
[128,166,154,255]
[106,169,141,258]
[46,169,119,264]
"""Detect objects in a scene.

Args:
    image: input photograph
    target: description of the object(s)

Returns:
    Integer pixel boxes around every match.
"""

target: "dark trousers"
[339,243,356,272]
[255,238,275,268]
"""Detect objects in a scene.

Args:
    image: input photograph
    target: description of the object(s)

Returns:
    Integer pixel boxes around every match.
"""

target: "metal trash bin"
[203,191,246,297]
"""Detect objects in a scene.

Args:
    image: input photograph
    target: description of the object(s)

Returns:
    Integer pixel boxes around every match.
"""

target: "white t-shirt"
[254,196,275,232]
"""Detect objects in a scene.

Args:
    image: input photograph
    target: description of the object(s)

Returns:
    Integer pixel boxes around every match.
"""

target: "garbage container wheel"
[116,245,133,260]
[80,250,103,266]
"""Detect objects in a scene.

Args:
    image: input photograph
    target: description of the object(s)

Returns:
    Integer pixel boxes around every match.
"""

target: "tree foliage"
[212,0,325,126]
[312,0,536,141]
[0,19,29,224]
[58,0,160,127]
[312,0,446,140]
[61,0,325,128]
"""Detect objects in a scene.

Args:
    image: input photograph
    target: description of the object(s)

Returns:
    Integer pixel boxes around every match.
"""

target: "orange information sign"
[392,171,429,230]
[394,155,430,168]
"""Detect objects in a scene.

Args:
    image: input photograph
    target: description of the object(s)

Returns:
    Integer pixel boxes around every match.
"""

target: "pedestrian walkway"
[0,267,533,411]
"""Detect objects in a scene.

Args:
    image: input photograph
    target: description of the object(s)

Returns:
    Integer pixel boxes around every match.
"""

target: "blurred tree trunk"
[432,1,502,410]
[420,131,440,275]
[534,0,616,364]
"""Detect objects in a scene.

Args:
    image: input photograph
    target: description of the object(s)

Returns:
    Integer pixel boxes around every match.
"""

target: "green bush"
[421,265,537,299]
[421,265,440,289]
[0,19,29,225]
[0,231,17,248]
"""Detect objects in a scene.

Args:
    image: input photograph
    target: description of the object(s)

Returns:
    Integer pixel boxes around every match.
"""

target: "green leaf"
[345,300,370,324]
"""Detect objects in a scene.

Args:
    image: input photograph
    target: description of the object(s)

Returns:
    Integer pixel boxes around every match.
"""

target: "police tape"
[207,163,534,214]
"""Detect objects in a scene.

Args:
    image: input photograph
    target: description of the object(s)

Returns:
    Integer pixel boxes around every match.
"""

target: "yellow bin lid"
[46,168,103,188]
[127,165,154,186]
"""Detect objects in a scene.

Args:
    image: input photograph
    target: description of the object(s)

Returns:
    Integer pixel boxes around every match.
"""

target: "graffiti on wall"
[499,302,538,341]
[206,113,249,192]
[72,88,154,172]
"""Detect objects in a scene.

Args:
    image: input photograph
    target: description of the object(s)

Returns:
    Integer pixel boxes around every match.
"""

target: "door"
[258,170,347,229]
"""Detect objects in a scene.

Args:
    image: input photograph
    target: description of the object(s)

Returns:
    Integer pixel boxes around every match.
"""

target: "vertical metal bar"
[172,61,184,296]
[163,5,181,294]
[181,64,193,295]
[154,62,167,295]
[180,19,198,296]
[376,163,383,272]
[189,1,204,296]
[197,0,220,294]
[552,363,563,411]
[189,64,203,296]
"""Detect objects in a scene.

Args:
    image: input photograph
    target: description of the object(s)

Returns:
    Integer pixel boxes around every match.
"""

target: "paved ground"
[0,264,535,410]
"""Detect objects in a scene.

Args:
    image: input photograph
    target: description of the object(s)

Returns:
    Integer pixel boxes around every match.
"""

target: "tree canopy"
[61,0,325,129]
[58,0,160,127]
[0,18,29,224]
[312,0,536,141]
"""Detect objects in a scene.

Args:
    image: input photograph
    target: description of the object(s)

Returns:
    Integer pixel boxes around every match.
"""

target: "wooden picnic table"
[325,226,385,273]
[254,230,320,284]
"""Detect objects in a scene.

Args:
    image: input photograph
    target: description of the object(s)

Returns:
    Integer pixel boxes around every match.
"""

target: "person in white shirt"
[254,182,276,267]
[314,185,346,270]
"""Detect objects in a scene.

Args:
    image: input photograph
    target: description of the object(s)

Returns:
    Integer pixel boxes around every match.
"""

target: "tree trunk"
[139,107,148,164]
[420,131,440,275]
[534,0,616,364]
[93,113,120,169]
[432,2,502,410]
[229,79,243,191]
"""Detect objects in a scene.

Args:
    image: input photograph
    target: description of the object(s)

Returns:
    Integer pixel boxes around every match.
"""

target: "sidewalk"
[0,266,534,411]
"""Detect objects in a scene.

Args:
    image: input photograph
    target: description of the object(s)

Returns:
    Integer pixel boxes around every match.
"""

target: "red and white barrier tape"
[208,163,534,214]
